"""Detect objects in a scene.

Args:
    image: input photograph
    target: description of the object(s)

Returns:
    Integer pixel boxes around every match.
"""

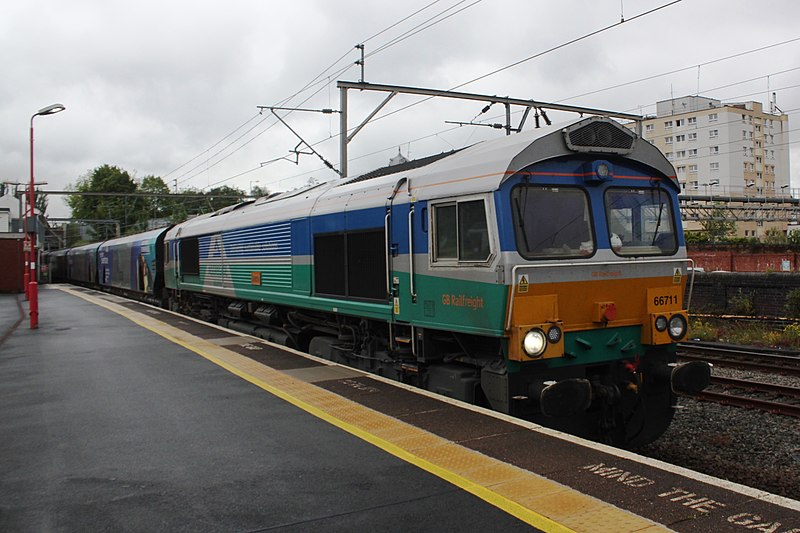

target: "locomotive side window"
[512,186,594,259]
[605,188,677,256]
[314,229,386,301]
[180,237,200,276]
[432,199,491,264]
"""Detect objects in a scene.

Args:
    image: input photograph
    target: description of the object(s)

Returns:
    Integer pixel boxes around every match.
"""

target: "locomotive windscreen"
[512,186,595,259]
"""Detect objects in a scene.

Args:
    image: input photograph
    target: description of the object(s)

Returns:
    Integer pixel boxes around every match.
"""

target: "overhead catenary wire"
[172,1,799,198]
[171,0,478,191]
[207,68,800,193]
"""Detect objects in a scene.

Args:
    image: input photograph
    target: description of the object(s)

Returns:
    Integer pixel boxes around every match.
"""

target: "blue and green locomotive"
[51,117,710,446]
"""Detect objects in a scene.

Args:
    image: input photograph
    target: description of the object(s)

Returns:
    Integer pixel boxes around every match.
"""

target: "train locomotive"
[49,116,711,447]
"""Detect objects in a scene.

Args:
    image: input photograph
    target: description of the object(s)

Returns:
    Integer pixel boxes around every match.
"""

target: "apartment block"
[640,95,789,197]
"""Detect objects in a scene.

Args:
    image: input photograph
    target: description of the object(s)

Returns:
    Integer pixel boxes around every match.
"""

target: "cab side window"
[432,199,491,264]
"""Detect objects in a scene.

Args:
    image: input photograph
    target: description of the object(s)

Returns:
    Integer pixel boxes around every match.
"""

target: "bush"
[727,289,754,316]
[784,288,800,318]
[688,319,718,341]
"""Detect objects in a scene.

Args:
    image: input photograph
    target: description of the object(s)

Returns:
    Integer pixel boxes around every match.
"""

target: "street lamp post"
[29,103,65,329]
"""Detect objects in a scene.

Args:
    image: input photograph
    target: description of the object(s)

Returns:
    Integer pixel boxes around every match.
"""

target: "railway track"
[677,341,800,377]
[677,342,800,417]
[692,376,800,418]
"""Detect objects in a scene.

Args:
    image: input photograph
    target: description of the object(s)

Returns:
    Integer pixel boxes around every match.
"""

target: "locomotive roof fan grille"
[563,117,636,155]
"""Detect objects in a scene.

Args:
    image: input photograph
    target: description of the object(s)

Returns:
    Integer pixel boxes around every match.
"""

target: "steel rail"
[678,344,800,377]
[710,375,800,399]
[690,389,800,418]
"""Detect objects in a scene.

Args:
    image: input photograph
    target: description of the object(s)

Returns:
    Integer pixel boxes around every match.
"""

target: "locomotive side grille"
[563,118,636,154]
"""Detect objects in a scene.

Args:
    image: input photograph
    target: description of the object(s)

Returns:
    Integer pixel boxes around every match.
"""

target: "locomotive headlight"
[668,314,687,340]
[546,325,562,343]
[654,315,668,332]
[596,163,610,178]
[523,329,547,357]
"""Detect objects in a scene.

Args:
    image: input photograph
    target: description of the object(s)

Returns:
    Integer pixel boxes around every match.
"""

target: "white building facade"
[641,95,790,197]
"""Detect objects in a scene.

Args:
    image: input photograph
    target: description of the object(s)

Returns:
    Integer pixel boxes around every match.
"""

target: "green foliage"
[788,231,800,246]
[205,185,247,211]
[784,288,800,318]
[700,208,736,243]
[250,184,271,198]
[684,231,708,244]
[762,227,788,245]
[697,317,800,349]
[688,319,718,341]
[34,188,48,215]
[727,289,754,316]
[67,165,137,236]
[66,165,247,236]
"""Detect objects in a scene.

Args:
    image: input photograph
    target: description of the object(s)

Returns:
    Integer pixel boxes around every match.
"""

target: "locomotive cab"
[489,117,710,445]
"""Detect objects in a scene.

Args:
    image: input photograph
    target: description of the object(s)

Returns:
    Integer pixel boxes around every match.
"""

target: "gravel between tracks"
[635,367,800,501]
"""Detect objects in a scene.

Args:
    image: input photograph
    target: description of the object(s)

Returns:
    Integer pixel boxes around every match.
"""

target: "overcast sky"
[2,0,800,218]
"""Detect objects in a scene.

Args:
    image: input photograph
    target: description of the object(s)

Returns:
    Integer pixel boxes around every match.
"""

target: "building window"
[664,120,673,129]
[665,136,673,144]
[710,162,720,171]
[665,152,673,159]
[676,150,686,158]
[742,114,747,123]
[646,124,654,133]
[688,132,697,141]
[688,164,698,173]
[676,165,686,174]
[709,129,718,138]
[676,134,685,142]
[688,149,697,157]
[742,130,748,139]
[688,117,697,125]
[709,113,718,122]
[709,146,719,155]
[675,119,684,127]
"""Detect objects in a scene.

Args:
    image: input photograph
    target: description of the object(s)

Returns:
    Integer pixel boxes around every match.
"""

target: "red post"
[23,237,30,299]
[29,122,38,329]
[28,103,64,329]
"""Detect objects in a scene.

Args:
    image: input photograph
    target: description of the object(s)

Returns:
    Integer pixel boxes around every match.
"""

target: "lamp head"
[36,103,65,116]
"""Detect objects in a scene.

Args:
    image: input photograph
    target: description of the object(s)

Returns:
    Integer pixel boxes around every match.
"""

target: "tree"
[138,175,171,221]
[205,185,246,211]
[700,207,736,243]
[251,184,271,198]
[34,187,48,216]
[67,164,137,236]
[762,227,787,245]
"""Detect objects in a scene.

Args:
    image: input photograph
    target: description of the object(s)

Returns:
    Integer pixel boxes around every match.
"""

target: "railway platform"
[1,287,798,532]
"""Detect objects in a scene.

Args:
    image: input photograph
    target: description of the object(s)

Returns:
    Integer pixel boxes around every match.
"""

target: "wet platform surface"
[1,287,798,532]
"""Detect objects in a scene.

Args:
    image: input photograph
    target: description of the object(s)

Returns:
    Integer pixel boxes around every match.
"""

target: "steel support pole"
[339,86,348,179]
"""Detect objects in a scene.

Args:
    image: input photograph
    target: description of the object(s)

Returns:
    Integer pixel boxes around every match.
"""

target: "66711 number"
[653,295,678,306]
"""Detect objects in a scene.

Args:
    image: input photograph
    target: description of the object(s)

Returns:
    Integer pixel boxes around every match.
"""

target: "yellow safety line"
[60,288,666,533]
